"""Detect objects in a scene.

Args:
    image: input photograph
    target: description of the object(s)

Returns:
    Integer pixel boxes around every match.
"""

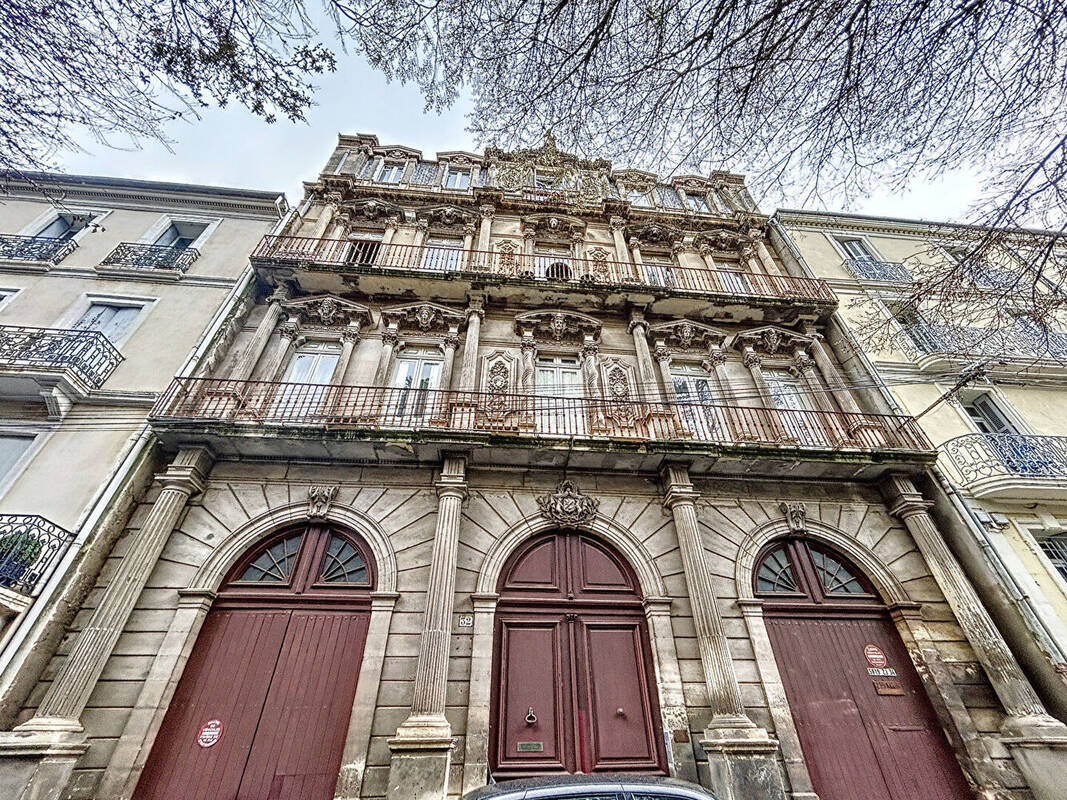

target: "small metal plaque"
[867,667,897,677]
[873,678,905,696]
[517,741,544,752]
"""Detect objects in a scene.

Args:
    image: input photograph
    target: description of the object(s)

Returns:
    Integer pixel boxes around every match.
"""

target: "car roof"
[461,774,720,800]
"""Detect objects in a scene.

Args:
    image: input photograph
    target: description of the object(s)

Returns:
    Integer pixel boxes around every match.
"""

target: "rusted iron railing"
[251,236,835,302]
[152,378,930,452]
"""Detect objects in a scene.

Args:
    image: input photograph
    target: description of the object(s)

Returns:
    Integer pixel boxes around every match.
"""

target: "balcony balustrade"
[0,325,123,388]
[152,378,930,457]
[843,257,912,282]
[0,234,77,265]
[903,321,1067,362]
[942,433,1067,487]
[0,514,74,596]
[251,236,835,303]
[100,242,200,273]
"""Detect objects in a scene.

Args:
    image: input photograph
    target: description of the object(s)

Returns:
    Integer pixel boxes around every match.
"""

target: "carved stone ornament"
[625,221,683,245]
[347,198,404,221]
[647,319,727,353]
[734,325,812,356]
[418,205,478,227]
[308,485,338,519]
[281,295,372,329]
[485,359,512,419]
[780,501,807,533]
[514,309,602,345]
[383,301,466,336]
[537,480,600,526]
[522,213,586,237]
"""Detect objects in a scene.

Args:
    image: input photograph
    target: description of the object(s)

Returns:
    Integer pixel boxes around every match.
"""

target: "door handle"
[616,708,625,717]
[525,707,537,725]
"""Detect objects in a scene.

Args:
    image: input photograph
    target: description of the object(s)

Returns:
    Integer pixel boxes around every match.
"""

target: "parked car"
[462,775,722,800]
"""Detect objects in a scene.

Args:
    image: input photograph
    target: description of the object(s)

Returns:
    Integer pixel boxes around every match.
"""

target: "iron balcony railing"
[843,257,912,282]
[100,243,200,273]
[0,325,123,388]
[0,514,75,596]
[151,378,931,454]
[251,236,836,303]
[903,321,1067,361]
[942,433,1067,484]
[0,234,77,264]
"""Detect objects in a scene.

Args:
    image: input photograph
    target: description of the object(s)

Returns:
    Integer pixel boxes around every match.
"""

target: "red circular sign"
[196,719,223,748]
[864,644,888,668]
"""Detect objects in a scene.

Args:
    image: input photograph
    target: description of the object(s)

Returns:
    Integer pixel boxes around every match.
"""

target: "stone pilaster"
[440,328,459,391]
[330,323,362,385]
[477,205,494,252]
[457,299,483,391]
[628,311,658,398]
[229,283,291,380]
[661,464,783,800]
[881,474,1067,800]
[610,216,631,266]
[373,324,400,387]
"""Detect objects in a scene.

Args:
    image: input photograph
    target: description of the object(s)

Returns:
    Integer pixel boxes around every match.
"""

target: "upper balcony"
[251,235,835,322]
[902,321,1067,370]
[98,242,200,279]
[941,433,1067,500]
[0,325,123,414]
[0,235,77,271]
[843,257,912,283]
[150,378,933,479]
[0,514,75,616]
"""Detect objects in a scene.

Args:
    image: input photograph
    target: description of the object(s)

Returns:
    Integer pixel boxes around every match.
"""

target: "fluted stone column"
[412,219,430,249]
[653,342,678,403]
[388,456,467,800]
[610,216,631,266]
[457,299,483,391]
[629,237,646,284]
[661,464,783,800]
[372,324,400,386]
[330,324,362,385]
[477,205,494,252]
[461,222,477,271]
[17,447,213,738]
[805,329,867,416]
[519,333,537,429]
[580,338,606,430]
[381,216,400,247]
[881,474,1067,800]
[628,312,658,398]
[264,320,302,381]
[229,283,292,380]
[441,328,459,390]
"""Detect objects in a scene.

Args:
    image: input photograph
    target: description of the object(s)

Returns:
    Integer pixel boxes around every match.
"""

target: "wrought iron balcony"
[152,378,930,457]
[0,514,74,596]
[100,243,200,273]
[0,325,123,388]
[942,433,1067,497]
[902,322,1067,362]
[251,236,836,303]
[0,234,77,265]
[843,257,912,282]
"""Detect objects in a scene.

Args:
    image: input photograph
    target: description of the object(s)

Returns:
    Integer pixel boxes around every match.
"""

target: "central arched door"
[490,531,667,779]
[757,538,973,800]
[135,524,375,800]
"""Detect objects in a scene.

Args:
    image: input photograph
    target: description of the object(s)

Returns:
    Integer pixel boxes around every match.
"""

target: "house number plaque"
[517,742,544,752]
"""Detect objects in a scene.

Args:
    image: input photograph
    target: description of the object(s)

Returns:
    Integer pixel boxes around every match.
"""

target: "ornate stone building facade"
[0,141,1064,800]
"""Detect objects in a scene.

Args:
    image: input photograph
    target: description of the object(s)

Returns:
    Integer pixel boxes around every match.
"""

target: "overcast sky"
[58,48,984,223]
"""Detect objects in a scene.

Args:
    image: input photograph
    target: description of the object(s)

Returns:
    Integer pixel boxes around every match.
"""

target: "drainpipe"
[769,214,1067,674]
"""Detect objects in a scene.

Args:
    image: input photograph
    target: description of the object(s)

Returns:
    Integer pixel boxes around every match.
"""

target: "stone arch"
[475,511,666,598]
[189,500,398,594]
[734,516,911,606]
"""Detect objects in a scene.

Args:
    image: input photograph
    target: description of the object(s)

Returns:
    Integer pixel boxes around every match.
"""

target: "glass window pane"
[756,545,798,593]
[319,535,369,583]
[238,533,302,582]
[0,434,34,478]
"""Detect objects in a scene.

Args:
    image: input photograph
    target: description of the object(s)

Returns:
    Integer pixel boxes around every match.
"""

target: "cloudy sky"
[59,47,984,221]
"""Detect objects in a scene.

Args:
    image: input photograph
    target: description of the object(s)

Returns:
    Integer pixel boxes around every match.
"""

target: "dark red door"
[135,525,375,800]
[757,539,973,800]
[490,531,666,778]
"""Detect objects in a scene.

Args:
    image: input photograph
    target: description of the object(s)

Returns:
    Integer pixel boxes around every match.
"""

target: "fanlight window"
[811,548,865,594]
[756,545,797,593]
[320,534,370,584]
[238,533,302,582]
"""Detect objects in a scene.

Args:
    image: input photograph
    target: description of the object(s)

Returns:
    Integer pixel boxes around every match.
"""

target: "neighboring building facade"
[774,209,1067,726]
[0,171,285,753]
[0,141,1064,800]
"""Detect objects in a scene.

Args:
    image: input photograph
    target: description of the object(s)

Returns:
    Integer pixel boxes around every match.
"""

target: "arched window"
[754,539,877,606]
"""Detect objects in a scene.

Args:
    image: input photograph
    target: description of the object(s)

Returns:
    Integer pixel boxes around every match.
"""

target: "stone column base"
[386,735,455,800]
[1001,714,1067,800]
[0,726,88,800]
[700,726,785,800]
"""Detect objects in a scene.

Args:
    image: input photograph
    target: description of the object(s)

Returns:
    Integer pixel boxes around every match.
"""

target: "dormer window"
[443,167,471,190]
[378,162,406,184]
[627,189,651,207]
[686,193,712,214]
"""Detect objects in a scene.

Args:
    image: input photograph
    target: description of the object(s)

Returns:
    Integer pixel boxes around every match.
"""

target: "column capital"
[661,462,699,508]
[627,310,648,335]
[443,332,460,351]
[653,343,672,364]
[267,282,293,305]
[466,297,485,319]
[880,473,933,519]
[158,446,214,496]
[609,215,627,232]
[435,454,468,499]
[340,324,362,345]
[479,203,496,219]
[742,350,762,369]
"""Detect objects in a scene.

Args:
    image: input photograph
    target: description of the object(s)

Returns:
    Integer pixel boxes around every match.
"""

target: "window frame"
[54,292,156,347]
[137,214,220,252]
[0,423,52,502]
[0,288,23,313]
[377,161,407,184]
[443,166,472,190]
[18,207,112,244]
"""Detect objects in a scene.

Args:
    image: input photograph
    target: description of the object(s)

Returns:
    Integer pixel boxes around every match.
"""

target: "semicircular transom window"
[811,548,866,594]
[238,533,302,582]
[756,544,798,593]
[319,534,370,584]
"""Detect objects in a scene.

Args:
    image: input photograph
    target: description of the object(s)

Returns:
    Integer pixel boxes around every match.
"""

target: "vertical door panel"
[134,610,291,800]
[494,617,570,775]
[580,620,660,771]
[237,610,369,800]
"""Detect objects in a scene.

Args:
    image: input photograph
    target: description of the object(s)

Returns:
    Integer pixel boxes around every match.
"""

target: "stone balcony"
[250,235,836,324]
[0,235,77,271]
[0,325,123,415]
[941,433,1067,500]
[0,514,74,614]
[150,378,933,478]
[98,243,199,278]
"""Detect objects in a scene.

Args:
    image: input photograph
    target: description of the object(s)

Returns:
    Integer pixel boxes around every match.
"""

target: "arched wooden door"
[135,524,375,800]
[757,538,973,800]
[490,531,667,779]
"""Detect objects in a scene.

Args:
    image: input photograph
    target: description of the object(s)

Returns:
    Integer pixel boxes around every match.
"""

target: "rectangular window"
[422,236,463,272]
[687,193,712,213]
[35,211,103,241]
[443,168,471,190]
[655,186,684,209]
[347,231,382,266]
[378,162,405,184]
[271,341,342,419]
[838,238,875,261]
[153,221,208,250]
[535,355,584,436]
[0,434,35,480]
[1038,534,1067,581]
[72,302,142,342]
[641,252,675,288]
[627,189,651,207]
[389,348,444,422]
